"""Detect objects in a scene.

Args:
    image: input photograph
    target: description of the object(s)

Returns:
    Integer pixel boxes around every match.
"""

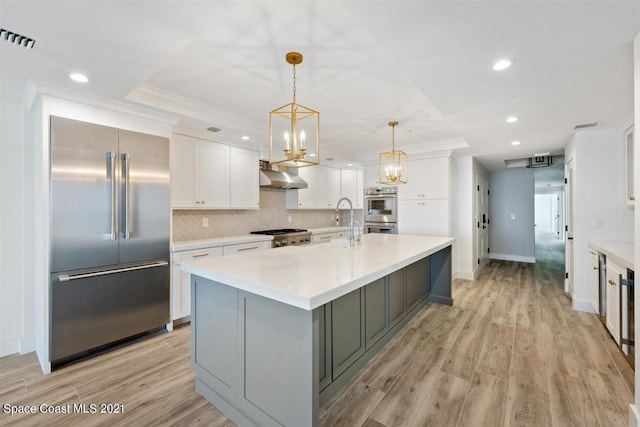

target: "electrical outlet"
[202,218,209,227]
[288,215,292,223]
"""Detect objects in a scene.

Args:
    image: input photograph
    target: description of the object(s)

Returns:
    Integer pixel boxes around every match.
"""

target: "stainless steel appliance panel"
[51,263,169,363]
[117,129,169,264]
[364,187,398,223]
[50,116,120,273]
[365,222,397,234]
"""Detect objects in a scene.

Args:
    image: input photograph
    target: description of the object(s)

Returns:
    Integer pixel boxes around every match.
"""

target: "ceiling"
[1,1,639,178]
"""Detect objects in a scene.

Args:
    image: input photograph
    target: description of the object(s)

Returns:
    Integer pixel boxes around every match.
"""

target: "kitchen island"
[181,233,454,427]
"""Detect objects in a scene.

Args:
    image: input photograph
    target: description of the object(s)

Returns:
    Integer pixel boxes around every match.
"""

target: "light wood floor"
[1,254,634,426]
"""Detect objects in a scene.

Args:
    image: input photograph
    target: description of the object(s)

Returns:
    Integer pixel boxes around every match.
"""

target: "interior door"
[476,175,489,269]
[50,116,119,273]
[118,129,170,264]
[566,159,575,294]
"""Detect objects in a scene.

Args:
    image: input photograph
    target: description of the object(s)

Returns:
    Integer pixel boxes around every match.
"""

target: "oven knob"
[274,241,282,247]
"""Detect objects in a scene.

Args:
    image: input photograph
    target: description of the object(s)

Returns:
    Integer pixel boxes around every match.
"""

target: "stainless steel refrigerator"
[50,116,170,366]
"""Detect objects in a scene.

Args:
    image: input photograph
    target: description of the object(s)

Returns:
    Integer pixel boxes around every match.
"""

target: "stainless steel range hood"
[259,162,308,189]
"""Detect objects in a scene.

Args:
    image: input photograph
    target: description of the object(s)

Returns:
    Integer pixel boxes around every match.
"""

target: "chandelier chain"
[292,64,297,104]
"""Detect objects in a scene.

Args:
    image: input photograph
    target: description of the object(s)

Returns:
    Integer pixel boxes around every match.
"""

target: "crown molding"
[22,79,179,125]
[126,83,264,132]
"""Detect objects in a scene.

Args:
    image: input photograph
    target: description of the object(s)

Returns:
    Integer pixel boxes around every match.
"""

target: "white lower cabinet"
[398,199,449,236]
[171,247,224,320]
[223,240,272,255]
[605,260,624,344]
[172,240,271,320]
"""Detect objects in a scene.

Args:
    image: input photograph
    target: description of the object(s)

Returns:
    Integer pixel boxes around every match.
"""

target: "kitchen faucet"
[336,197,356,247]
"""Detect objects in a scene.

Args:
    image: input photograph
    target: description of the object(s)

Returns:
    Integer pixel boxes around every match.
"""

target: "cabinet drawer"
[312,233,336,244]
[173,246,224,264]
[223,240,272,255]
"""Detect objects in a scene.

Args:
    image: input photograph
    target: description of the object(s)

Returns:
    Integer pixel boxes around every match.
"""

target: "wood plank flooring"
[0,255,634,426]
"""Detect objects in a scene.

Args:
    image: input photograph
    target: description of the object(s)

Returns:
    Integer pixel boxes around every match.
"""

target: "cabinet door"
[590,251,600,313]
[170,134,197,208]
[422,157,450,199]
[363,164,379,189]
[422,199,450,236]
[418,257,429,297]
[325,167,341,208]
[340,169,357,203]
[331,288,365,379]
[229,147,259,209]
[198,141,229,207]
[606,261,623,344]
[296,166,322,208]
[172,246,224,319]
[387,269,406,328]
[317,304,332,391]
[355,169,364,209]
[398,200,423,235]
[405,262,420,311]
[398,159,423,199]
[365,277,387,349]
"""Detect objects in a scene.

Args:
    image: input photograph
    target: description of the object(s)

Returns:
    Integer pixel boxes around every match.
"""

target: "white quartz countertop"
[172,234,274,252]
[589,240,635,270]
[181,233,455,310]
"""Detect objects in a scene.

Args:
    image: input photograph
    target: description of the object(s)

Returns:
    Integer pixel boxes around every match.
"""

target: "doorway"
[533,164,566,269]
[476,174,489,270]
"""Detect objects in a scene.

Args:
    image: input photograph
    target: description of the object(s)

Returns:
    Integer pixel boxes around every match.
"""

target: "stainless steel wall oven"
[364,186,397,234]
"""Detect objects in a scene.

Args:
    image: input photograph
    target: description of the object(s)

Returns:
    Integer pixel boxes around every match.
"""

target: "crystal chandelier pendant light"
[269,52,320,168]
[379,121,408,185]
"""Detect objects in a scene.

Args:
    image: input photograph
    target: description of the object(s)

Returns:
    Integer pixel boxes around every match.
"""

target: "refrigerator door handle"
[107,151,117,240]
[58,261,169,282]
[122,152,131,240]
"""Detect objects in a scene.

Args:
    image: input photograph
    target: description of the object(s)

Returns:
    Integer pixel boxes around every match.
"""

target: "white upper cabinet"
[363,164,380,189]
[170,133,259,209]
[286,165,348,209]
[398,157,449,200]
[229,146,260,209]
[197,141,229,208]
[340,169,364,209]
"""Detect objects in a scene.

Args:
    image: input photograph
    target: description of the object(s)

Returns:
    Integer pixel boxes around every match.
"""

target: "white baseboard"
[0,338,19,358]
[489,253,536,263]
[572,298,597,313]
[629,404,640,427]
[455,270,475,281]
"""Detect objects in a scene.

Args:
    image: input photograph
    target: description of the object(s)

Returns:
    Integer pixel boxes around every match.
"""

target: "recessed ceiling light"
[492,58,513,71]
[506,116,519,123]
[347,163,353,167]
[511,140,521,146]
[241,136,250,140]
[309,153,316,157]
[69,72,88,83]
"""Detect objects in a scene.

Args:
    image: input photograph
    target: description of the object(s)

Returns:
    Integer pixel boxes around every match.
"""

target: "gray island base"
[183,234,454,427]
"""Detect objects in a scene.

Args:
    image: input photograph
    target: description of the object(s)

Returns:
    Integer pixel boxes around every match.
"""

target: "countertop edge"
[172,235,274,252]
[181,236,455,311]
[589,240,634,270]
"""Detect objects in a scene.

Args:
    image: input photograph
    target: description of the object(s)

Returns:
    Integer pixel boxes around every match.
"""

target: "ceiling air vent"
[573,122,597,130]
[0,28,36,49]
[207,126,221,133]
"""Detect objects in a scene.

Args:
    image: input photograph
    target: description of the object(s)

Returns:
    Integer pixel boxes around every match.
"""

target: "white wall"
[566,126,633,312]
[0,98,25,357]
[455,156,489,279]
[488,168,536,263]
